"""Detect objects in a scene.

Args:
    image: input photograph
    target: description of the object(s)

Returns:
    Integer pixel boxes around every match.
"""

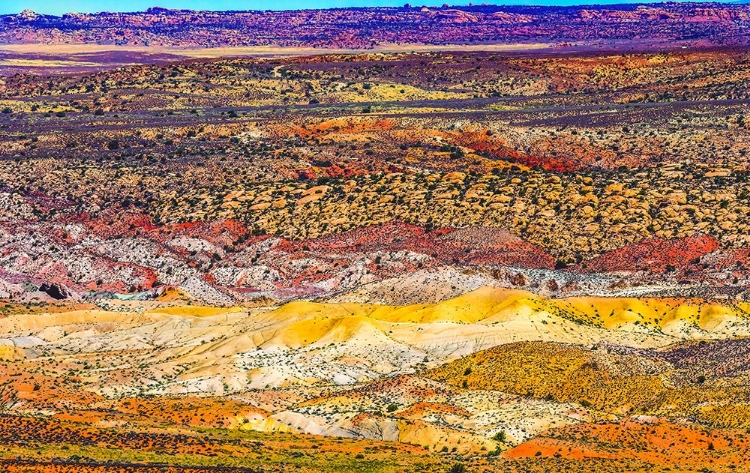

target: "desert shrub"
[447,463,466,473]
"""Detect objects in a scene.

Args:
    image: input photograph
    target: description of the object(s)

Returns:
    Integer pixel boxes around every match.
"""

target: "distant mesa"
[145,6,194,14]
[1,3,749,48]
[17,9,40,21]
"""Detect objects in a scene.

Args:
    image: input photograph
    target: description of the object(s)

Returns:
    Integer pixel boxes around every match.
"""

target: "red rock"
[576,234,719,273]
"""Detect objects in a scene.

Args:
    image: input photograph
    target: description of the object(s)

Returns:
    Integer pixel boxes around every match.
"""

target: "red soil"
[576,233,719,273]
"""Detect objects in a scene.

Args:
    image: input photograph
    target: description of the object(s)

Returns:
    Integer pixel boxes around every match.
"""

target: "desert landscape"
[1,2,750,472]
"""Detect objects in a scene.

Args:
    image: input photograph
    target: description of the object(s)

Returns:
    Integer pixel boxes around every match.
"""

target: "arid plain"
[2,3,750,472]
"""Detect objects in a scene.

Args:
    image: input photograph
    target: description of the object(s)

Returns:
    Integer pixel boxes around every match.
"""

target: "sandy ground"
[0,42,554,57]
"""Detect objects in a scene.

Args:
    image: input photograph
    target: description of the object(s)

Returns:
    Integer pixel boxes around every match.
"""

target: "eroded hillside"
[0,50,750,304]
[2,292,750,471]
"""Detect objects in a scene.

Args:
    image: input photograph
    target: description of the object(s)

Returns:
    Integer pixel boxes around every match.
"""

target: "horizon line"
[2,0,745,17]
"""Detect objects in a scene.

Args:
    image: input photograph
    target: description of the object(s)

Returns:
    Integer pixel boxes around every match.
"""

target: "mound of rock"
[577,234,719,273]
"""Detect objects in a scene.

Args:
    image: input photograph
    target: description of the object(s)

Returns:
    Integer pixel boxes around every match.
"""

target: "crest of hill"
[294,222,555,269]
[425,341,671,413]
[576,233,719,273]
[554,295,750,332]
[8,287,748,355]
[260,286,750,349]
[265,286,542,326]
[656,338,750,378]
[427,339,750,424]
